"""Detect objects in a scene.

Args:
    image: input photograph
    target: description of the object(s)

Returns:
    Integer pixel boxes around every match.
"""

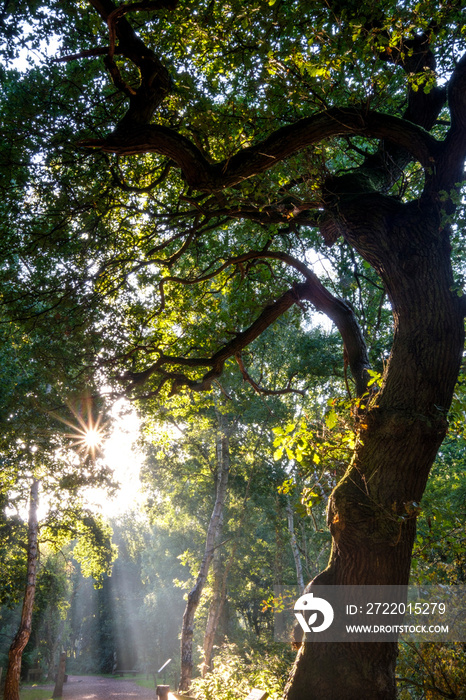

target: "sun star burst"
[53,398,106,459]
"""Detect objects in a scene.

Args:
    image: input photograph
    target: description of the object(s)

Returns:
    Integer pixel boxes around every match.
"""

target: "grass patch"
[20,688,53,700]
[132,674,156,689]
[133,674,179,693]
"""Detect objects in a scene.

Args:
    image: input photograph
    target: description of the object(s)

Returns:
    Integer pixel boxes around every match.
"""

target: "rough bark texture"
[52,651,67,698]
[179,412,230,692]
[4,479,40,700]
[284,205,464,700]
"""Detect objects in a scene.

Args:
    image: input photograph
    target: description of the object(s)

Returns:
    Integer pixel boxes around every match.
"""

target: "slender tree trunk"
[46,619,66,683]
[201,534,242,675]
[286,499,304,592]
[201,537,224,677]
[285,207,465,699]
[202,458,257,676]
[4,479,40,700]
[179,412,230,691]
[52,651,67,698]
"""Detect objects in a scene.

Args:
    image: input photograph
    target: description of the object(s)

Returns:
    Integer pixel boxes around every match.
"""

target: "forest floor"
[54,675,159,700]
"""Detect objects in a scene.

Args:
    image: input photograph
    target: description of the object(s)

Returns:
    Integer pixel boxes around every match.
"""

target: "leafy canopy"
[0,0,465,402]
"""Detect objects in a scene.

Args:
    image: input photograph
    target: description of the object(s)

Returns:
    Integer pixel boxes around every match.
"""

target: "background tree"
[0,321,116,698]
[3,479,39,700]
[140,357,340,687]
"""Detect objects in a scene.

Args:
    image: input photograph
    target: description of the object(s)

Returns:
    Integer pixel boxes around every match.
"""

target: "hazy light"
[84,399,145,516]
[53,397,144,515]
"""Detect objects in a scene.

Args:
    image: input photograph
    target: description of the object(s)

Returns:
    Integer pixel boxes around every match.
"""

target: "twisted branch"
[123,253,370,397]
[79,107,440,192]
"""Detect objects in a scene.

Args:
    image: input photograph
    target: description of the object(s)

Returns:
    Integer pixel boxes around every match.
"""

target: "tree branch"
[87,0,175,125]
[106,1,178,61]
[123,251,370,397]
[435,51,466,195]
[235,353,305,397]
[51,47,116,63]
[111,159,172,192]
[351,32,447,195]
[123,285,300,393]
[79,107,440,192]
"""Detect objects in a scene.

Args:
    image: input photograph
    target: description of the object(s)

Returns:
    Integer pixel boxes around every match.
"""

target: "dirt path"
[61,675,158,700]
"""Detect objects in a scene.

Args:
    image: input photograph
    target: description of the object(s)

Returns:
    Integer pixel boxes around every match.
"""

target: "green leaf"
[325,409,338,429]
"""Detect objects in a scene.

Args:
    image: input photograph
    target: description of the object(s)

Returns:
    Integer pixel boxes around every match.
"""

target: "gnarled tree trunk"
[4,479,40,700]
[284,204,464,699]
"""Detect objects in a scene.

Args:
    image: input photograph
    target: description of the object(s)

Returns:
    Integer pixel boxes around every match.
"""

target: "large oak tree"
[1,0,466,697]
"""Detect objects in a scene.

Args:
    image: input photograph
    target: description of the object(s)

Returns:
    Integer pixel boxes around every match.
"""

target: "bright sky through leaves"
[84,400,145,517]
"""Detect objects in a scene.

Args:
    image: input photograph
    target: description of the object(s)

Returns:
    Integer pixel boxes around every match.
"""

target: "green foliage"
[191,642,295,700]
[397,642,466,699]
[63,513,186,676]
[2,0,459,405]
[0,513,27,608]
[396,369,466,697]
[272,395,360,513]
[0,317,117,630]
[71,516,116,584]
[410,444,466,585]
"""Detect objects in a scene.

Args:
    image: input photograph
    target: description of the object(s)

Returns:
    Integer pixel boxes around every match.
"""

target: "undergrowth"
[191,641,295,700]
